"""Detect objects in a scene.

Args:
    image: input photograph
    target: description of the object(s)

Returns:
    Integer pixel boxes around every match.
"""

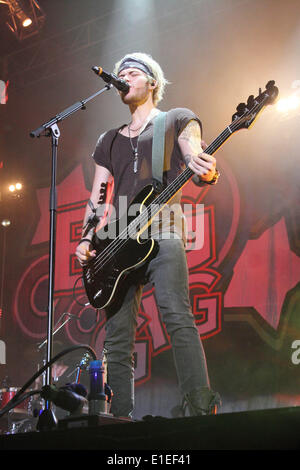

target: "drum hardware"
[0,345,97,433]
[0,387,43,434]
[0,345,98,434]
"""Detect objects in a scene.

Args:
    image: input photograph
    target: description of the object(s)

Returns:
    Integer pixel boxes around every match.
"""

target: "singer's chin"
[120,89,130,101]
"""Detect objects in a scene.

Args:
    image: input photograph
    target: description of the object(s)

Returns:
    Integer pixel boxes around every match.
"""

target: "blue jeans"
[103,238,210,417]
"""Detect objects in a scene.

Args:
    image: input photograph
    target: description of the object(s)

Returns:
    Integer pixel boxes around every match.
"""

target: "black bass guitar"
[83,81,279,309]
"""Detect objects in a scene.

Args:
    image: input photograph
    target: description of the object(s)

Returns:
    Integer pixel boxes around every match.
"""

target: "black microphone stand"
[30,84,112,430]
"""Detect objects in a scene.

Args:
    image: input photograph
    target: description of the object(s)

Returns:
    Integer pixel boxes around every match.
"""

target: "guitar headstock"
[231,80,279,132]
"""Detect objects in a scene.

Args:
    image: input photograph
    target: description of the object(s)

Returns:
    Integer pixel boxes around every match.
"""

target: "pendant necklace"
[128,124,141,174]
[127,109,160,174]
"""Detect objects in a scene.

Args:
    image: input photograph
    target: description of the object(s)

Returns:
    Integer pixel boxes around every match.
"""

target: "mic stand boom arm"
[30,84,112,138]
[29,84,112,430]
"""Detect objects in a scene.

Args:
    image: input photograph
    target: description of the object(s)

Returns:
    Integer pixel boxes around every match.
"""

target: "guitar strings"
[90,125,231,271]
[90,96,265,275]
[89,96,268,276]
[90,108,261,276]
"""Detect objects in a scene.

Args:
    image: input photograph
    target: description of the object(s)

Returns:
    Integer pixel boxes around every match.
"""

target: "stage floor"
[0,406,300,451]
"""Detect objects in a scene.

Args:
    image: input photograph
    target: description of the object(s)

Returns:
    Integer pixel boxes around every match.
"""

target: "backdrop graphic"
[0,0,300,420]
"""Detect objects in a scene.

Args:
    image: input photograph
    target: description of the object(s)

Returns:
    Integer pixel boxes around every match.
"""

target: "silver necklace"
[127,109,160,174]
[128,125,140,173]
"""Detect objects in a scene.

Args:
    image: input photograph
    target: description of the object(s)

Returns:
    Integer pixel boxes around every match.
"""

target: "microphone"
[92,66,130,93]
[88,360,107,415]
[41,383,88,414]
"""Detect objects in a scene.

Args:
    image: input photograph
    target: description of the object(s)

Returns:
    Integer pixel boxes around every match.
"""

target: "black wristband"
[78,238,94,247]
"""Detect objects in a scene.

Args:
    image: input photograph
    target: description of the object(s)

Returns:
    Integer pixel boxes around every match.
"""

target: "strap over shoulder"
[152,111,167,192]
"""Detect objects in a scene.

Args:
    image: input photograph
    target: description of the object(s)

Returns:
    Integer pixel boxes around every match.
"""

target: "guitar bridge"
[85,267,93,284]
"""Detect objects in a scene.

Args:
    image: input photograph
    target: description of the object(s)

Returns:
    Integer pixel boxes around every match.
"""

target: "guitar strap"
[151,111,167,193]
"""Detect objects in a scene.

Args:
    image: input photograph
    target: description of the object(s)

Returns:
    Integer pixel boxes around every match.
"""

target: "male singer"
[76,52,221,418]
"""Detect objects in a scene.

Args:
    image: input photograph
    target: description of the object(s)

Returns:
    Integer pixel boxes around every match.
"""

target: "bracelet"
[78,238,94,247]
[205,168,220,185]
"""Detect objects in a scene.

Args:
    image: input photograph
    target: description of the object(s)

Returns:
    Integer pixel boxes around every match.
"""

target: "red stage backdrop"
[5,137,300,419]
[0,0,299,421]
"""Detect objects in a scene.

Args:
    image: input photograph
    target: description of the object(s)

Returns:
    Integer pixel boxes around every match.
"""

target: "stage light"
[22,17,32,27]
[8,182,22,193]
[276,95,300,113]
[1,219,11,227]
[0,0,45,41]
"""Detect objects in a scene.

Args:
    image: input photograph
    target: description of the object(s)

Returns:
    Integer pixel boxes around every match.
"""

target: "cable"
[0,344,97,419]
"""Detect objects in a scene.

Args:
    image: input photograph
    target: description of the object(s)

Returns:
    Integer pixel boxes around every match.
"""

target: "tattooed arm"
[75,163,112,266]
[178,119,217,183]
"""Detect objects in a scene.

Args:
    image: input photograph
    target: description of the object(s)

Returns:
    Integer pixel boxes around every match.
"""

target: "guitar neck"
[91,81,278,276]
[157,88,275,205]
[129,125,233,238]
[154,125,233,206]
[205,125,233,156]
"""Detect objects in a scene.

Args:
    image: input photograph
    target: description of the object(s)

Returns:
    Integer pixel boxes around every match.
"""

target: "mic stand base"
[36,408,58,432]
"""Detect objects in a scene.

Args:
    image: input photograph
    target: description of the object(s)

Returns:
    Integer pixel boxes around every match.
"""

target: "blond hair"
[114,52,169,106]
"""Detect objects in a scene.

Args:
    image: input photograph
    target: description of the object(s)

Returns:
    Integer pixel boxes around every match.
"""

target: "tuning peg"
[247,95,255,108]
[266,80,275,90]
[265,80,279,102]
[236,102,246,115]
